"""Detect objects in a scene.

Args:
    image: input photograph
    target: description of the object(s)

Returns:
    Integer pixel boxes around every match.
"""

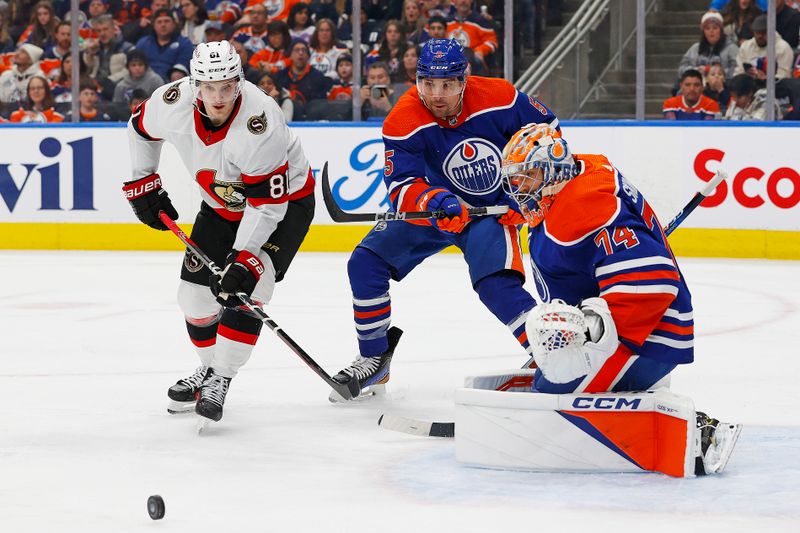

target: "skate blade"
[196,417,214,434]
[167,400,196,414]
[708,423,743,474]
[328,383,386,403]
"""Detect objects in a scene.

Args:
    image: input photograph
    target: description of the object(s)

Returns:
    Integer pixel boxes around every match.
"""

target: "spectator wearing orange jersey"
[663,69,720,120]
[248,20,292,74]
[328,53,352,100]
[16,1,58,49]
[64,81,112,122]
[9,74,64,122]
[233,2,269,53]
[447,0,498,64]
[245,0,303,22]
[309,18,348,79]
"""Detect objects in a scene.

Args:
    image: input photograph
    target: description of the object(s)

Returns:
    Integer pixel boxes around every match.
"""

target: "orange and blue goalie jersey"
[528,154,694,366]
[382,76,558,214]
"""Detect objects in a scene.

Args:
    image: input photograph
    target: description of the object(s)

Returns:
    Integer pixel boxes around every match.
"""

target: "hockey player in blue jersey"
[329,39,558,400]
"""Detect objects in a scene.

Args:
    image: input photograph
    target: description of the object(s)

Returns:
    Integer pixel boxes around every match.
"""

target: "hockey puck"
[147,495,165,520]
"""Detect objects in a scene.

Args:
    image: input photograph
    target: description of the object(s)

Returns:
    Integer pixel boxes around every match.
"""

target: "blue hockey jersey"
[381,76,558,216]
[528,154,694,375]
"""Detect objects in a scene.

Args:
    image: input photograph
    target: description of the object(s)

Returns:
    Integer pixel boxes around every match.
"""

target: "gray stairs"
[515,0,708,118]
[580,0,707,118]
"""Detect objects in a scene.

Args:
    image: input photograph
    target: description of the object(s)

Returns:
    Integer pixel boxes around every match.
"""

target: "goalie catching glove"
[210,250,265,307]
[122,173,179,231]
[526,297,619,384]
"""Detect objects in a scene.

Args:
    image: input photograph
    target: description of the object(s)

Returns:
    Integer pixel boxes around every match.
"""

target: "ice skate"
[695,411,742,475]
[329,327,403,403]
[195,369,231,426]
[167,366,208,414]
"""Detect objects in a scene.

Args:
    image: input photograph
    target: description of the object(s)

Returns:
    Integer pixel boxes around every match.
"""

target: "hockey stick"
[158,211,360,401]
[377,171,730,438]
[321,162,509,223]
[663,170,727,236]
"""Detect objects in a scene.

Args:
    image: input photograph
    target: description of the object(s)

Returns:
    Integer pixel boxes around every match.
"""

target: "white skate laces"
[201,373,230,407]
[181,366,208,389]
[340,356,382,380]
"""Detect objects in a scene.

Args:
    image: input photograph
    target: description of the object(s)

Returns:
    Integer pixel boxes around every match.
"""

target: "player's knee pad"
[177,280,220,320]
[348,247,392,298]
[474,271,535,324]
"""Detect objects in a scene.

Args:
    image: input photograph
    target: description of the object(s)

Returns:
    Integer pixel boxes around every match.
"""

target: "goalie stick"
[158,211,360,401]
[377,170,729,438]
[321,162,509,223]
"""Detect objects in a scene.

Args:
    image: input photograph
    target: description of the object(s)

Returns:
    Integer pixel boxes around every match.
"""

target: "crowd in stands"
[0,0,511,123]
[664,0,800,120]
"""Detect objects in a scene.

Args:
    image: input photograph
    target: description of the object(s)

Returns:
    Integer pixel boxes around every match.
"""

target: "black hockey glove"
[122,173,179,230]
[210,250,265,308]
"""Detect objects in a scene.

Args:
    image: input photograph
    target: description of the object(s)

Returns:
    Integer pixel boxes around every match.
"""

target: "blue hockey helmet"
[416,38,468,79]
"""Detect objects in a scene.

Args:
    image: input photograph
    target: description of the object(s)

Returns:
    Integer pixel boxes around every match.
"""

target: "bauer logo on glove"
[210,250,265,307]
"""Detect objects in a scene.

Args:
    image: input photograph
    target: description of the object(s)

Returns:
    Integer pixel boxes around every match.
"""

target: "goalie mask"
[500,124,578,226]
[189,41,243,107]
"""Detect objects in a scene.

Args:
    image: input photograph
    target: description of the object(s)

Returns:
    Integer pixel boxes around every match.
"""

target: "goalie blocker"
[455,371,740,478]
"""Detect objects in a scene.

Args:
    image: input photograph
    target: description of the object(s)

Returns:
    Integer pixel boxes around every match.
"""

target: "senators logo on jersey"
[163,82,181,104]
[442,138,502,195]
[247,112,268,135]
[197,169,247,212]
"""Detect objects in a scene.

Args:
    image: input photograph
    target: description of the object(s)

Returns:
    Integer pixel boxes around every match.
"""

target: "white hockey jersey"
[128,78,313,255]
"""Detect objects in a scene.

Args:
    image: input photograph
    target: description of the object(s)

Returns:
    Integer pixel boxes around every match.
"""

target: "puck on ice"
[147,495,165,520]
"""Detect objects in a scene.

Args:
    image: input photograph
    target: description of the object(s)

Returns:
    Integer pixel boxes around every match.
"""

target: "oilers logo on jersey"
[449,28,470,49]
[443,138,502,195]
[264,0,286,18]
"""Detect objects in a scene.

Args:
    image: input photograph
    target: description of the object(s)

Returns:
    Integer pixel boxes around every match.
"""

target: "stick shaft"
[663,171,727,236]
[321,162,508,223]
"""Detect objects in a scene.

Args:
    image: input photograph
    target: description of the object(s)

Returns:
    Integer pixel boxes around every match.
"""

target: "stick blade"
[378,414,455,438]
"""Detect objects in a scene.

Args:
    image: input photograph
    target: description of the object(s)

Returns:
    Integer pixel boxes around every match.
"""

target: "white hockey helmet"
[190,41,243,102]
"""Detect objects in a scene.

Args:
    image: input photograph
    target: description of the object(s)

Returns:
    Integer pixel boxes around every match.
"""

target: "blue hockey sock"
[348,247,393,356]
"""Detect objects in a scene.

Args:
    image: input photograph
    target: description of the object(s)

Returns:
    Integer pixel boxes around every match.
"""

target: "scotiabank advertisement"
[0,123,798,231]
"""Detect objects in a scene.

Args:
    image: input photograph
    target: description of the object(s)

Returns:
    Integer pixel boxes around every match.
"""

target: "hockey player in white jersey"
[123,41,315,424]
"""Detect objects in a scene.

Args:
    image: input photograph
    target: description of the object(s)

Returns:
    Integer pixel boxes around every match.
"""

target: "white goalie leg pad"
[455,385,698,477]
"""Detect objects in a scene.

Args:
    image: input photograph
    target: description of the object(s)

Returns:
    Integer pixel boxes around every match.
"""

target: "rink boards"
[0,121,798,258]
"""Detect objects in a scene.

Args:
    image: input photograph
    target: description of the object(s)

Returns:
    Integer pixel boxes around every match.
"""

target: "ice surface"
[1,251,798,532]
